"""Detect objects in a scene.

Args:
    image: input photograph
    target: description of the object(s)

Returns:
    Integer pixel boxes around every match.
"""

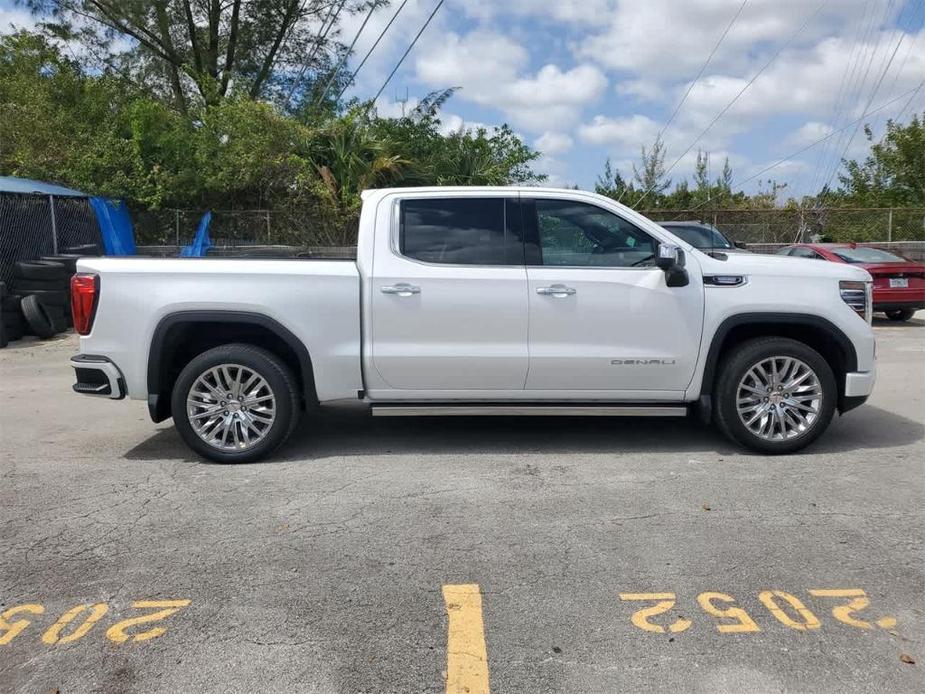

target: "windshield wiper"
[631,254,655,267]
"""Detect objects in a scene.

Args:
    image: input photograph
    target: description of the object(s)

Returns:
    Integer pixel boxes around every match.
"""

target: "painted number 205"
[0,600,191,646]
[619,589,896,634]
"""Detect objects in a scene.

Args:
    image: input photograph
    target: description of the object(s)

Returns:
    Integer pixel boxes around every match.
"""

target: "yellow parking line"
[443,584,490,694]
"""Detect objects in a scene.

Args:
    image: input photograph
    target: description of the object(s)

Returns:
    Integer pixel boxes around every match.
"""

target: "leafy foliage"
[0,31,542,243]
[837,115,925,207]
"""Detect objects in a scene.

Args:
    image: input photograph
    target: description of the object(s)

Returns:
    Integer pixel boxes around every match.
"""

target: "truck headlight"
[839,280,872,324]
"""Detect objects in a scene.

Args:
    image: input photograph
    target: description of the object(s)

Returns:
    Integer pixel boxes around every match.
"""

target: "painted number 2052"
[0,600,191,646]
[619,589,897,634]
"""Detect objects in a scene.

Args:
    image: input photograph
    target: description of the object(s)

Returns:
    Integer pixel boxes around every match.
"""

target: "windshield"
[662,224,733,250]
[832,247,906,263]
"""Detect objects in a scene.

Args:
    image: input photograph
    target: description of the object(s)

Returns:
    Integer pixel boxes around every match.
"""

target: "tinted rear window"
[400,198,517,265]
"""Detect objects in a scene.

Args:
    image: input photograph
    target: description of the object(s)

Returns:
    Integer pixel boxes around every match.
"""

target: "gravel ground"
[0,316,923,694]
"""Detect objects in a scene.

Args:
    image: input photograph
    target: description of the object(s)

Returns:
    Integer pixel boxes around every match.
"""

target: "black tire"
[171,344,300,464]
[16,289,67,307]
[2,311,24,329]
[4,322,23,342]
[0,318,7,348]
[14,260,66,281]
[12,278,67,292]
[21,295,58,339]
[885,308,916,322]
[64,243,101,257]
[713,337,837,454]
[1,294,21,312]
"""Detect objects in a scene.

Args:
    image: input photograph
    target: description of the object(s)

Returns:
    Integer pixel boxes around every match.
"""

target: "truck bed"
[75,256,363,403]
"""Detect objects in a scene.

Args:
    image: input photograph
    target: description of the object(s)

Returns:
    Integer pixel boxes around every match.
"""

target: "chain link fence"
[0,193,102,286]
[132,206,925,255]
[133,207,358,252]
[643,207,925,244]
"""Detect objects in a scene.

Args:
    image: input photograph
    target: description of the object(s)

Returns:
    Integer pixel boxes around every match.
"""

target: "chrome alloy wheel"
[735,356,823,441]
[187,364,276,451]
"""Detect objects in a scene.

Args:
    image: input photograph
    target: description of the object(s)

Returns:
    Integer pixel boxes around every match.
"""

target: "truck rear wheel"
[713,337,837,454]
[171,343,300,463]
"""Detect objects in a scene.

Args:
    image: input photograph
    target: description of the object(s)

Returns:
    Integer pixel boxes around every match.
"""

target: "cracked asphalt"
[1,317,923,693]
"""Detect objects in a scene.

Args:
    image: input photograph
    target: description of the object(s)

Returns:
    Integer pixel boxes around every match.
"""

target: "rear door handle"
[380,283,421,296]
[536,284,576,297]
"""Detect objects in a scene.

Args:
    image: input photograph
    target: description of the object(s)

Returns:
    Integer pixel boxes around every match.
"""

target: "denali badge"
[611,359,677,365]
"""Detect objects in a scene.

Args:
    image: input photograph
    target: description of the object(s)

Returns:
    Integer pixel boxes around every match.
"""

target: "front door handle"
[381,283,421,297]
[536,284,576,297]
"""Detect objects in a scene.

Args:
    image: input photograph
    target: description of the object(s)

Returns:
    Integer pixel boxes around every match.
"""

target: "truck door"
[368,195,528,393]
[522,196,704,396]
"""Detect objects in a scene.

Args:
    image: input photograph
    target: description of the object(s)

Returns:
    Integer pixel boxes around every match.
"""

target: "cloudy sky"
[3,0,924,196]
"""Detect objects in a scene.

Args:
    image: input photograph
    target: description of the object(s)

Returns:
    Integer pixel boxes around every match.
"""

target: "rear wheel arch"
[701,313,858,410]
[147,311,317,422]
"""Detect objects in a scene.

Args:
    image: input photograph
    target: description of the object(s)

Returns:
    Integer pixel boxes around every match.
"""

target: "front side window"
[399,198,518,265]
[790,247,821,259]
[532,199,657,267]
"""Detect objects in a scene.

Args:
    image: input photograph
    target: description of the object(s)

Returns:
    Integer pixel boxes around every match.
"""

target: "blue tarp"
[89,197,137,255]
[180,211,213,257]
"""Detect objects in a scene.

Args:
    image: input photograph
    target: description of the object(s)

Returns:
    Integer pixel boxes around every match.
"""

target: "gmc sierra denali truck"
[68,187,876,463]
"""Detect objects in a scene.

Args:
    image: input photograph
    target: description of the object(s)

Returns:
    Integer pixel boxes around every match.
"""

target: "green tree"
[21,0,382,112]
[631,136,670,206]
[594,158,634,201]
[838,115,925,206]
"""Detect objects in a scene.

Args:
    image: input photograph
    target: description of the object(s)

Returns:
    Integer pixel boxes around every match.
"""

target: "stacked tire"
[1,282,24,347]
[0,244,100,347]
[12,260,72,331]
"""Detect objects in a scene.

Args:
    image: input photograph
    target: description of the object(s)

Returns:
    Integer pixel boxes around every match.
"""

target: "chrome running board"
[371,404,688,417]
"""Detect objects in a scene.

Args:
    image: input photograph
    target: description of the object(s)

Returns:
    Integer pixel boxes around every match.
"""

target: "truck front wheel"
[171,343,300,463]
[713,337,837,454]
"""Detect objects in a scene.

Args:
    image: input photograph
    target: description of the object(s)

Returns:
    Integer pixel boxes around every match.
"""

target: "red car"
[777,243,925,321]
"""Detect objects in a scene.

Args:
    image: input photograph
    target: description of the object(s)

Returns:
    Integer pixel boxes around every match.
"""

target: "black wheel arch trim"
[700,312,859,400]
[147,310,317,423]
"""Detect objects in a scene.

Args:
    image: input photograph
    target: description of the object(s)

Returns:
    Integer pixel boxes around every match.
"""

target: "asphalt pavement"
[0,316,923,693]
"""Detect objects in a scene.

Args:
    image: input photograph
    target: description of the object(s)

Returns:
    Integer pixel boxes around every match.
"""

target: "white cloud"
[576,0,893,80]
[535,131,574,155]
[0,8,36,34]
[414,30,606,132]
[437,113,497,136]
[578,114,661,148]
[786,121,835,148]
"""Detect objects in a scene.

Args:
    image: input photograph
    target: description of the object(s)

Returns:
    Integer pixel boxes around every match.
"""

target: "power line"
[313,2,379,107]
[632,0,828,209]
[336,0,411,103]
[373,0,444,103]
[617,0,748,202]
[820,19,908,194]
[816,0,896,191]
[805,0,875,198]
[618,0,749,204]
[673,85,921,218]
[894,80,924,123]
[287,0,348,104]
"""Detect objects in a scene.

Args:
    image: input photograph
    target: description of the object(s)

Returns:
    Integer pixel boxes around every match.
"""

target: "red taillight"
[70,274,99,335]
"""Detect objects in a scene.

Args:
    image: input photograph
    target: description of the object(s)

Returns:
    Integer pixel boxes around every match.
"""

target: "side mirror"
[655,243,681,270]
[655,243,689,287]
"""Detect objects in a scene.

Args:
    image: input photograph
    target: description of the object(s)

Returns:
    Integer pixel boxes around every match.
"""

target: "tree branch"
[182,0,204,75]
[220,0,242,96]
[81,1,175,63]
[207,0,221,78]
[248,0,301,99]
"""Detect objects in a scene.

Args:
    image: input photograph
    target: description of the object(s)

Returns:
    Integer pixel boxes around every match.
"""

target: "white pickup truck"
[69,187,876,462]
